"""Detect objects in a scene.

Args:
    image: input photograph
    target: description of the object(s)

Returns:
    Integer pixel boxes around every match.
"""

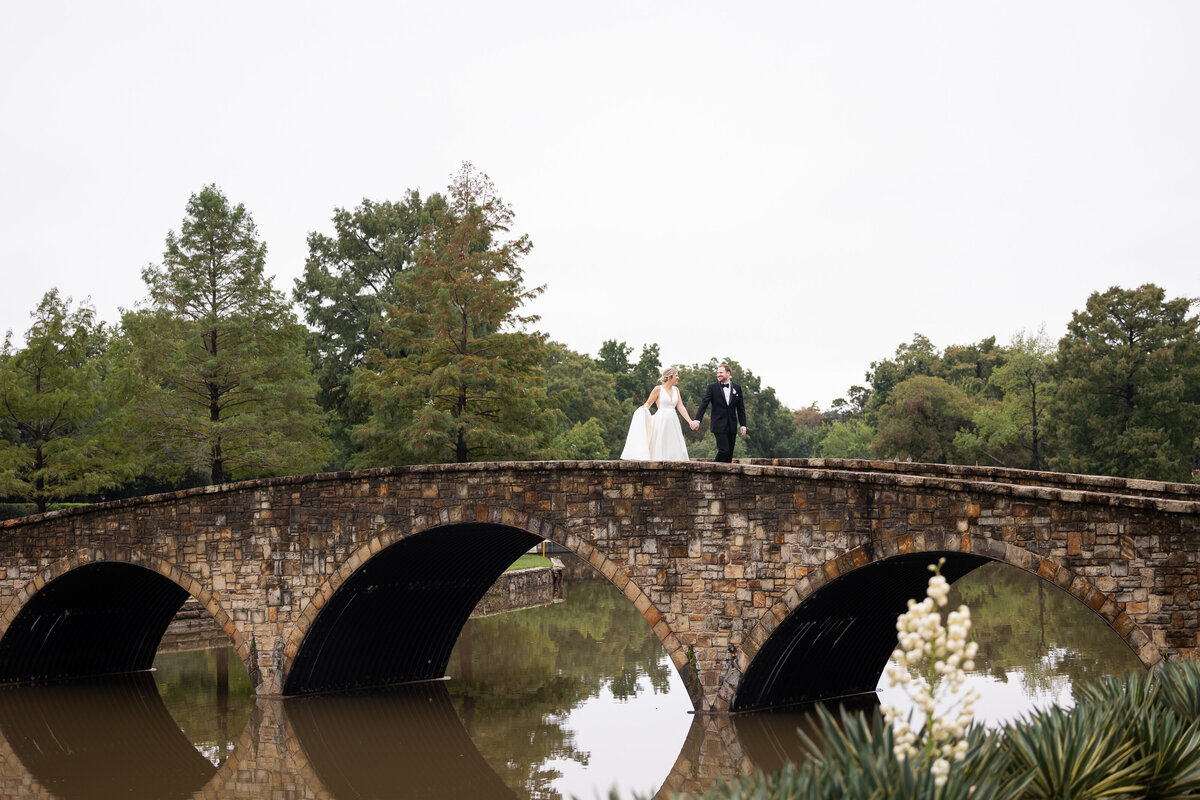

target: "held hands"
[689,420,700,431]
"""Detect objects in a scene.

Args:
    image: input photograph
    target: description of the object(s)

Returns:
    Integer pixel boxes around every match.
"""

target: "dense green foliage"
[0,291,135,511]
[818,285,1198,480]
[955,331,1056,470]
[2,166,1197,508]
[680,660,1200,800]
[872,375,975,463]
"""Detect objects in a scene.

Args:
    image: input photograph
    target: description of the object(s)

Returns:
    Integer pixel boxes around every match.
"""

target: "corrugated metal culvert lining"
[731,551,989,712]
[0,562,189,684]
[284,523,541,695]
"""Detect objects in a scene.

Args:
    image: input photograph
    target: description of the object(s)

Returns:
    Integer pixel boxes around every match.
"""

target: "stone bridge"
[0,459,1197,714]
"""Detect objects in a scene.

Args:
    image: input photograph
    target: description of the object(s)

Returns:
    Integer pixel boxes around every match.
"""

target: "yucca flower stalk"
[880,558,981,787]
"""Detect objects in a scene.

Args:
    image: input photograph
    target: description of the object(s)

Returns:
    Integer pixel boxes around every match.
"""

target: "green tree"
[0,291,134,511]
[872,375,976,463]
[1049,284,1200,481]
[819,419,876,459]
[293,192,446,462]
[549,418,609,460]
[941,336,1008,399]
[791,405,829,458]
[352,163,554,464]
[827,385,869,421]
[862,333,941,420]
[955,330,1056,469]
[597,339,662,410]
[118,185,332,484]
[858,334,1009,424]
[543,342,624,457]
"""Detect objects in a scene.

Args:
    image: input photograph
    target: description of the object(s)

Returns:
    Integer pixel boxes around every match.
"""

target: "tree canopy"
[352,164,554,464]
[10,180,1200,514]
[117,185,331,484]
[1049,284,1200,480]
[294,192,446,461]
[955,330,1056,470]
[872,375,975,463]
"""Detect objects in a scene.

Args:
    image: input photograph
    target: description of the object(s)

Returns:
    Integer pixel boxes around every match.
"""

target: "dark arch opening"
[0,672,216,798]
[284,523,541,695]
[0,562,190,684]
[732,551,989,712]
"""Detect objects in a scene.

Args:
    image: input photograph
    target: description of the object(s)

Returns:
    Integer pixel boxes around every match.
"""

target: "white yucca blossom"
[880,558,981,787]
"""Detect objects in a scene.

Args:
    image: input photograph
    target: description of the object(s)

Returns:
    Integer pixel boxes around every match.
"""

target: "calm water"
[0,558,1144,799]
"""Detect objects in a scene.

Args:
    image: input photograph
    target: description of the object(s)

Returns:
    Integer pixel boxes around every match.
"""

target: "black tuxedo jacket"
[695,381,747,433]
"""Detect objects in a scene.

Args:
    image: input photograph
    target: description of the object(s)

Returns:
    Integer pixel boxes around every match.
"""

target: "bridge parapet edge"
[752,458,1200,502]
[4,459,1198,531]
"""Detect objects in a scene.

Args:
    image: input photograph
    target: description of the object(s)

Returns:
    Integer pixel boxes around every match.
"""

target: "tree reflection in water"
[154,646,255,766]
[937,561,1144,699]
[446,577,680,798]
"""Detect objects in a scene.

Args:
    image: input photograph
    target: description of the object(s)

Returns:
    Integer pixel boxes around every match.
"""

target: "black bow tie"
[721,383,730,389]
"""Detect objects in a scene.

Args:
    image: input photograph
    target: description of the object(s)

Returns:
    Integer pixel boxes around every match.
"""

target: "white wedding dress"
[620,385,690,461]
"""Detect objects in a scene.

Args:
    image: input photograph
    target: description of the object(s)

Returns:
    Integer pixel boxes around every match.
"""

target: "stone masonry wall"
[0,460,1197,712]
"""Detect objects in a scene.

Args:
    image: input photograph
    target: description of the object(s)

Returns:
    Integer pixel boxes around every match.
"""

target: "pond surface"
[0,557,1144,799]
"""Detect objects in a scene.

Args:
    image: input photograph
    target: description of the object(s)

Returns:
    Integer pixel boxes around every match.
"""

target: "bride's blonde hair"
[660,367,679,384]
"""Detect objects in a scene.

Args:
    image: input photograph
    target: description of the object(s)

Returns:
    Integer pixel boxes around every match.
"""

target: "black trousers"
[714,428,737,462]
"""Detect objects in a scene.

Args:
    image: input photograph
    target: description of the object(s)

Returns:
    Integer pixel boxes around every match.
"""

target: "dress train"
[620,386,690,461]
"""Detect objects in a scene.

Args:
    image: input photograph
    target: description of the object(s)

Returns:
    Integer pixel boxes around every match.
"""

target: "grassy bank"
[506,554,552,571]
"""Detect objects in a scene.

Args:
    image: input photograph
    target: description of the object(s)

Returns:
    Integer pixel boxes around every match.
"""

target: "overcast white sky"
[2,1,1197,409]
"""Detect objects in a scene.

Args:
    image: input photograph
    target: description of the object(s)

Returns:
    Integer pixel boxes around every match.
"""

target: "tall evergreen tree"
[0,290,133,511]
[1049,284,1200,481]
[118,185,331,484]
[293,192,446,461]
[352,164,554,464]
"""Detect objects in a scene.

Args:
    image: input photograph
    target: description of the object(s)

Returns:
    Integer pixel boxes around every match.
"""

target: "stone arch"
[726,531,1162,712]
[280,502,695,704]
[0,546,251,686]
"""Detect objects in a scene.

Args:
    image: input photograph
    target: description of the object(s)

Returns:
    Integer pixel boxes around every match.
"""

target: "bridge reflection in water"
[0,674,216,799]
[0,556,1145,799]
[0,675,780,800]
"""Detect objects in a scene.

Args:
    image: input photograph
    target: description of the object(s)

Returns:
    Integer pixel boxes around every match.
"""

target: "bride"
[620,367,695,461]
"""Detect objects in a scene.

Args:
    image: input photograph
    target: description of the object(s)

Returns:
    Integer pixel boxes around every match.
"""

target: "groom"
[690,363,748,463]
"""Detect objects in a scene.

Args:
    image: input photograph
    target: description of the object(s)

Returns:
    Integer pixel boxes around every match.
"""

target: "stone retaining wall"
[469,561,563,617]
